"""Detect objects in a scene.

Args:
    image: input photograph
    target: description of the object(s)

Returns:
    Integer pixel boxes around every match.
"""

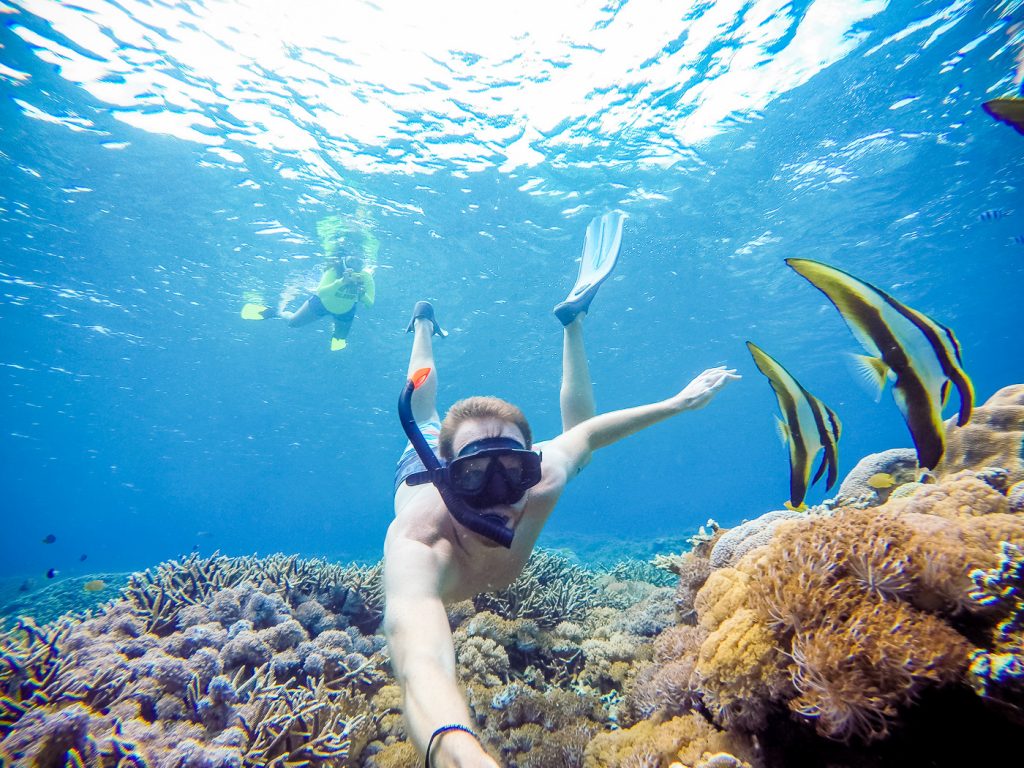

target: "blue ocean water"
[1,0,1022,582]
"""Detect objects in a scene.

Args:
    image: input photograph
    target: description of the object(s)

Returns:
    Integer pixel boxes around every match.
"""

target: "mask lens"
[450,455,490,493]
[497,454,526,486]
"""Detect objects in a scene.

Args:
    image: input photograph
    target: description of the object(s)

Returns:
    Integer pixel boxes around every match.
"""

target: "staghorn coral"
[936,384,1024,483]
[605,559,679,588]
[473,550,602,629]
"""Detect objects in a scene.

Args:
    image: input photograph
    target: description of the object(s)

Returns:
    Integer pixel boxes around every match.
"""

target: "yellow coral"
[583,713,749,768]
[693,568,751,633]
[695,608,786,731]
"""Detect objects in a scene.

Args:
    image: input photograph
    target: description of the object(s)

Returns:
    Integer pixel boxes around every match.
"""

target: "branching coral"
[472,550,601,629]
[968,541,1024,709]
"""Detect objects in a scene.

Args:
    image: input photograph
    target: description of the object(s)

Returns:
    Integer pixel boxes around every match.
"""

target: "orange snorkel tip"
[411,367,431,389]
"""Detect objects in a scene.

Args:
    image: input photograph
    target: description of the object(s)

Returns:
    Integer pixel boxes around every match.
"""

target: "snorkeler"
[383,212,739,768]
[242,230,375,351]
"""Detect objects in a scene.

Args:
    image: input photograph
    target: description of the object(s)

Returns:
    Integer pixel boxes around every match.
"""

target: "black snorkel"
[398,368,515,548]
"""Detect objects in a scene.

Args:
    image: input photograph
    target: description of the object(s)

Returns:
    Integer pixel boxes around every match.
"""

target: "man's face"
[450,417,531,537]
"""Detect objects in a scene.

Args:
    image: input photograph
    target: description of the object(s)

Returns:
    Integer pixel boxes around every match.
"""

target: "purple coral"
[220,630,272,671]
[259,619,307,652]
[210,589,244,626]
[243,591,289,629]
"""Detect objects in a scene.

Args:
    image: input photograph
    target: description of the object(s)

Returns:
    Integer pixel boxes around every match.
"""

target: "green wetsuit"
[317,268,375,349]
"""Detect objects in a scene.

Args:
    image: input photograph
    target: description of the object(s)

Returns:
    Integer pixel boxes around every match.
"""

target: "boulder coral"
[936,384,1024,483]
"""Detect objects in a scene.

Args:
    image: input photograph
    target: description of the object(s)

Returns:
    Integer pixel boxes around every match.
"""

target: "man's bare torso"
[390,447,567,602]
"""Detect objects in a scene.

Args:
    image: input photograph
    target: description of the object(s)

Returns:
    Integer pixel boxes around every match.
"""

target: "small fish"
[79,553,88,562]
[867,472,897,489]
[747,341,842,509]
[978,208,1010,222]
[46,568,58,579]
[787,258,973,469]
[1012,235,1024,246]
[18,580,32,593]
[41,534,56,544]
[83,579,106,592]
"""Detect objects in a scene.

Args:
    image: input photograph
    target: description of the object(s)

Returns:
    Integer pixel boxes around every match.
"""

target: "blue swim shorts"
[394,418,441,493]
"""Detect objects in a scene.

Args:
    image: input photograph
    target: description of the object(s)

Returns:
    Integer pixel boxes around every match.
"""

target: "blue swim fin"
[554,210,626,326]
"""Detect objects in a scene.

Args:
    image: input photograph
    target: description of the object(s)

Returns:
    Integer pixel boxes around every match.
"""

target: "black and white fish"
[746,341,842,510]
[786,258,973,469]
[979,208,1011,222]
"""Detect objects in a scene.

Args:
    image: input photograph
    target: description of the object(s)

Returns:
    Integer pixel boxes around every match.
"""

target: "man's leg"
[282,298,323,327]
[408,317,440,423]
[560,314,595,432]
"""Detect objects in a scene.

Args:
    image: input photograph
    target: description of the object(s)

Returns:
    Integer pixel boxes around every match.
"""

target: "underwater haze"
[1,0,1022,580]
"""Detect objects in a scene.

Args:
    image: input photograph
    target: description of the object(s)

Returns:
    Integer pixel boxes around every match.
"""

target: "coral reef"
[5,389,1023,768]
[0,549,685,768]
[936,384,1024,483]
[621,450,1024,766]
[582,712,752,768]
[832,448,920,508]
[0,553,388,767]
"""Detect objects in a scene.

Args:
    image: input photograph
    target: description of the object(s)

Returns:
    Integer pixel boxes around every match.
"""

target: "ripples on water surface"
[1,0,1022,574]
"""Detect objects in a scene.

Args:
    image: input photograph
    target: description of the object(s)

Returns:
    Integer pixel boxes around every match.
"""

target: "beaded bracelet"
[425,723,479,768]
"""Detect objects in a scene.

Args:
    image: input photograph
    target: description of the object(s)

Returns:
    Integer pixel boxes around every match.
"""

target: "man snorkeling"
[242,229,375,351]
[383,212,739,768]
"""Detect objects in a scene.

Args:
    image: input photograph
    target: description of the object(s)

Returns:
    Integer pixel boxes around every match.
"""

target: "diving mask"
[448,437,542,509]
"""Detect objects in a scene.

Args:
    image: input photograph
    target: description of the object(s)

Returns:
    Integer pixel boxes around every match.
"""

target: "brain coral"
[936,384,1024,483]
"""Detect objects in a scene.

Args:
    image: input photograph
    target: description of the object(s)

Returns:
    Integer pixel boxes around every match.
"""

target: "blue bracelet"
[425,724,478,768]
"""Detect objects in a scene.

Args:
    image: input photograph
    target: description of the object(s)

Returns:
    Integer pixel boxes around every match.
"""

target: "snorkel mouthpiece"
[398,369,514,548]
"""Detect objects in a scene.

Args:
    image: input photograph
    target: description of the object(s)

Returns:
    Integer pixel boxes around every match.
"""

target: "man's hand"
[670,366,740,412]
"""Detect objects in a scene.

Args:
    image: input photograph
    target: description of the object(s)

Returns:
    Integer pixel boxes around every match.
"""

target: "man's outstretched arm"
[382,529,498,768]
[545,366,740,473]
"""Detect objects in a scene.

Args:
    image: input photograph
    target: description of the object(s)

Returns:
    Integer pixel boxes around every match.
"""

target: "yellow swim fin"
[241,303,274,320]
[330,337,348,352]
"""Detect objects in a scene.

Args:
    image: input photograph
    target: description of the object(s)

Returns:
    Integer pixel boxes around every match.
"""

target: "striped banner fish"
[746,341,842,510]
[786,258,974,469]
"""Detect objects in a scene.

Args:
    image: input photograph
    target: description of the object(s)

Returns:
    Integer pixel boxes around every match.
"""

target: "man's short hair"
[439,396,532,460]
